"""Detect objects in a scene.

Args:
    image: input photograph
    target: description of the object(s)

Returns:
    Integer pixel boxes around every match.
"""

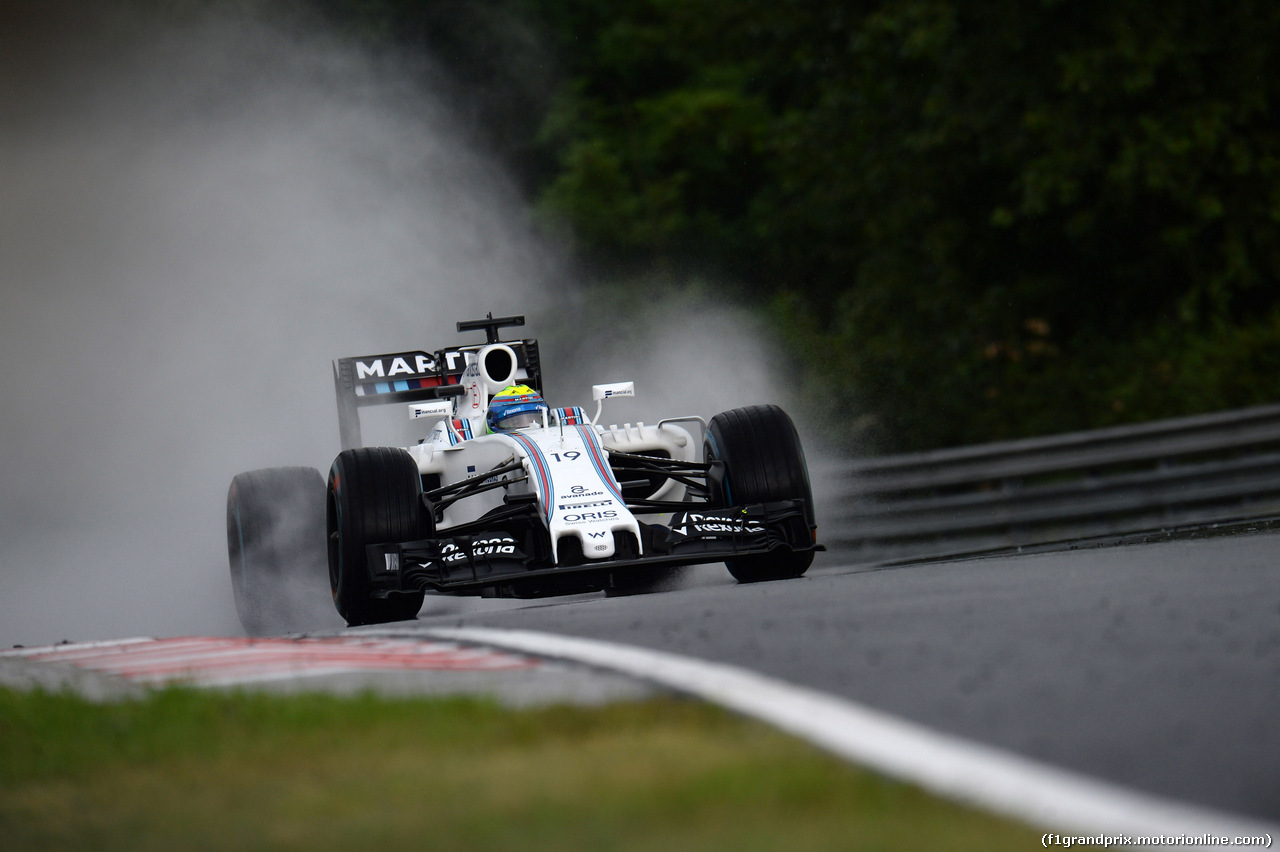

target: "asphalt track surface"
[394,531,1280,825]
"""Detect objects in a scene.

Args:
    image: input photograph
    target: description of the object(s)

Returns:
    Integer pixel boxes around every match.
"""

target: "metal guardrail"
[824,402,1280,560]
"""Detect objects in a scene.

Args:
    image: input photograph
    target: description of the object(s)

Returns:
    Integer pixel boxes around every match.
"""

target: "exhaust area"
[0,3,810,646]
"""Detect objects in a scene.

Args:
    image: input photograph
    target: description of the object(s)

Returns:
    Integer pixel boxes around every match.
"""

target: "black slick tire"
[226,466,328,635]
[327,447,427,626]
[705,404,816,582]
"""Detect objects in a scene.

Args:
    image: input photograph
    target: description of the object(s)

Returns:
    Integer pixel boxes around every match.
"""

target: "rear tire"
[327,447,427,626]
[705,405,815,583]
[226,467,329,635]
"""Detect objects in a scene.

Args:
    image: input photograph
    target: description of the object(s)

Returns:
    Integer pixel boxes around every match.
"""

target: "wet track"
[394,531,1280,824]
[5,4,1274,838]
[6,529,1277,828]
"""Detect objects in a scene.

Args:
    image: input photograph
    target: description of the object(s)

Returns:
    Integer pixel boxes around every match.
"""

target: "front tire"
[327,447,427,626]
[226,467,329,635]
[705,405,816,583]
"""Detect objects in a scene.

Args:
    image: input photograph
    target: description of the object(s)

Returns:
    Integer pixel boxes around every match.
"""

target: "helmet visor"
[495,410,544,431]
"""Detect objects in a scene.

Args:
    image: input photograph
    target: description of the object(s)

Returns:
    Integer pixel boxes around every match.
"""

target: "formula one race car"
[227,314,821,630]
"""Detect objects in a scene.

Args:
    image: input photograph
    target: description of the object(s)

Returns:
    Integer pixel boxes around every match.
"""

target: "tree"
[311,0,1280,451]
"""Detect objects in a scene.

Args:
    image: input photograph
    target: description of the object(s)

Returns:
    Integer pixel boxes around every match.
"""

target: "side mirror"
[591,381,635,426]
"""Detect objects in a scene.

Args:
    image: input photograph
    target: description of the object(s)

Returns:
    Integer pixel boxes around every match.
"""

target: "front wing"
[364,500,819,594]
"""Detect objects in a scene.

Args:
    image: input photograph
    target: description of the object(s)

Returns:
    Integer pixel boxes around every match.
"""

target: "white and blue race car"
[227,314,820,629]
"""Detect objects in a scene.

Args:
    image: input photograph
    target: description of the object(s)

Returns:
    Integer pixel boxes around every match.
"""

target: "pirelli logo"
[558,500,614,511]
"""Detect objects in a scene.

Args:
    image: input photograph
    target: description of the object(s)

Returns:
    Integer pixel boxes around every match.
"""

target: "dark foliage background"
[186,0,1280,452]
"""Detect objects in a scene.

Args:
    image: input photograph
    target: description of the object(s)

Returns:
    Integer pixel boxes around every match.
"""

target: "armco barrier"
[825,402,1280,560]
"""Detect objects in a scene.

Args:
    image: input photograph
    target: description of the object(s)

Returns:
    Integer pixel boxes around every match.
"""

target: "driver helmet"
[486,384,548,433]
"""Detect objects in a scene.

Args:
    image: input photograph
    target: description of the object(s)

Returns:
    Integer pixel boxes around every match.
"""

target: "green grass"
[0,686,1041,851]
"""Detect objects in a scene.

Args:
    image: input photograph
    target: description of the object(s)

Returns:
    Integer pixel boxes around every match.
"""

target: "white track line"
[429,626,1279,841]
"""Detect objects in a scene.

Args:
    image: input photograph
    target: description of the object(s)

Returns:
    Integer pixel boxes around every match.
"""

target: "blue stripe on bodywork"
[509,433,554,523]
[575,426,625,504]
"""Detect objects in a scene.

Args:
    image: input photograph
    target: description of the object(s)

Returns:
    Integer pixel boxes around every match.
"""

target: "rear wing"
[333,314,542,450]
